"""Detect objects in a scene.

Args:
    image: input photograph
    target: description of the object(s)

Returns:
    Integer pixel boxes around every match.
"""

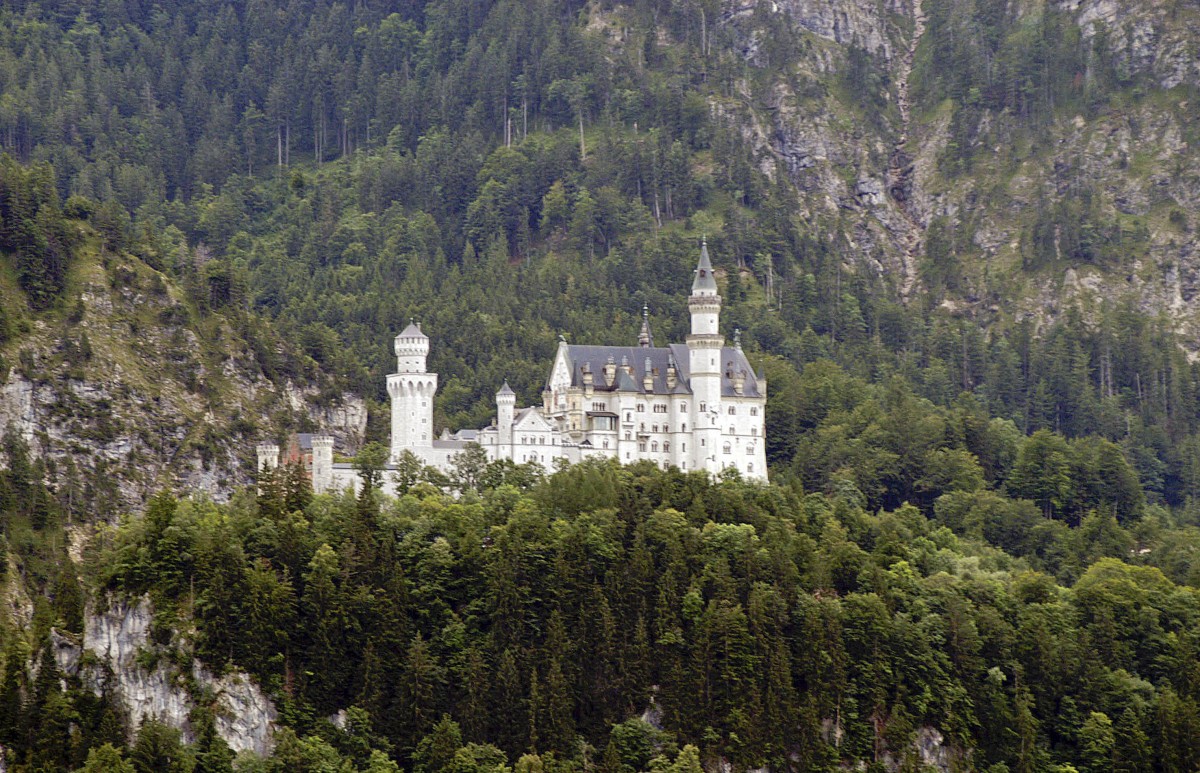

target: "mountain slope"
[0,212,363,513]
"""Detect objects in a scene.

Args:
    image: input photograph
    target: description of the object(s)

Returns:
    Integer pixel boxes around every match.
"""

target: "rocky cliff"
[713,0,1200,337]
[0,244,366,513]
[52,596,277,757]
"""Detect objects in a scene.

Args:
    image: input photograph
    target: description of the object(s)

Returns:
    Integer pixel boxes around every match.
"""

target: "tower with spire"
[687,238,725,474]
[638,304,654,348]
[387,321,437,460]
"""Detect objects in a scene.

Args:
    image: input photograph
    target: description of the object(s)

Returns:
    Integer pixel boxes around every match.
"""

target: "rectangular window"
[680,403,688,412]
[654,404,667,413]
[682,423,687,432]
[750,407,758,416]
[592,402,606,412]
[637,404,645,412]
[699,402,706,413]
[728,406,736,415]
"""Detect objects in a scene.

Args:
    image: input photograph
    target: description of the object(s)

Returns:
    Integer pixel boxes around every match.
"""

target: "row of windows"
[591,401,760,418]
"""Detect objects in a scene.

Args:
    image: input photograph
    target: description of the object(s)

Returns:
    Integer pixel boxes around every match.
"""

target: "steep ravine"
[887,0,928,298]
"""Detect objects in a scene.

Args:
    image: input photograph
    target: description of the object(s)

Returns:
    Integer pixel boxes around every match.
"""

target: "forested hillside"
[1,0,1200,770]
[11,460,1200,772]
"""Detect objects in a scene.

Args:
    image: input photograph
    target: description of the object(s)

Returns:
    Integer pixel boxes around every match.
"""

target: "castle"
[258,241,767,491]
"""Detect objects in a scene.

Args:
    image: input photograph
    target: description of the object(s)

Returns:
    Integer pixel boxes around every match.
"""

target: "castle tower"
[497,381,516,460]
[310,435,334,493]
[387,321,437,460]
[256,443,280,473]
[687,239,724,475]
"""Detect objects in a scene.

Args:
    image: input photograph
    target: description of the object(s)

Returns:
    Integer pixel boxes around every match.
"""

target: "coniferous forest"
[1,0,1200,769]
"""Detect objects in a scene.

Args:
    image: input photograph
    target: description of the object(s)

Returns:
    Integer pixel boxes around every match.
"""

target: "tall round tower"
[496,381,516,460]
[387,321,437,459]
[687,239,723,475]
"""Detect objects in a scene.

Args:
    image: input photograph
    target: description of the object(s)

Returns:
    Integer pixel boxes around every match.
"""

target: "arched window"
[728,406,736,415]
[651,442,658,452]
[723,443,732,455]
[746,445,753,454]
[750,407,758,416]
[748,463,754,473]
[664,441,670,452]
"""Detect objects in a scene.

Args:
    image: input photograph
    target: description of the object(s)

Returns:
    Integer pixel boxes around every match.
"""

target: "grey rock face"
[54,597,277,758]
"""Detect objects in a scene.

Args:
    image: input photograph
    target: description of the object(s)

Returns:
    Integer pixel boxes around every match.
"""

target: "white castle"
[258,242,767,491]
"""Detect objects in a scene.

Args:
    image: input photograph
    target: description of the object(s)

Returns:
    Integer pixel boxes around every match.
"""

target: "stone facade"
[259,242,768,492]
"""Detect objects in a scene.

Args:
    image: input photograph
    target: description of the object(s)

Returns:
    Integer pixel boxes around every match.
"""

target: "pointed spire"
[638,304,654,348]
[497,380,515,397]
[692,237,717,294]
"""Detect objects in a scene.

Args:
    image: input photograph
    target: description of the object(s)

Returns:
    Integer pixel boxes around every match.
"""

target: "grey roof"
[561,344,761,398]
[432,439,470,449]
[692,240,717,293]
[397,322,427,339]
[295,433,314,450]
[497,380,515,396]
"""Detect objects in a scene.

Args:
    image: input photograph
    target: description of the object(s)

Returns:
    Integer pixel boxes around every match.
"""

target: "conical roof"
[692,239,717,293]
[497,380,516,396]
[398,320,427,339]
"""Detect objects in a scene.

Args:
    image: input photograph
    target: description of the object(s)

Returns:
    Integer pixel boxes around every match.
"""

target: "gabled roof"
[513,407,554,431]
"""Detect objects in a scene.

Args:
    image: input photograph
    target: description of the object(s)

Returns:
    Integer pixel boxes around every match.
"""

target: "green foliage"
[62,458,1200,771]
[0,155,78,309]
[79,743,137,773]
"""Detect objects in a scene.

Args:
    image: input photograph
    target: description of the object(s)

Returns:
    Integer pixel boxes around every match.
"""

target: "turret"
[394,320,430,373]
[387,321,437,459]
[497,381,516,459]
[638,305,654,348]
[311,435,334,493]
[256,443,280,473]
[688,238,721,335]
[686,238,724,475]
